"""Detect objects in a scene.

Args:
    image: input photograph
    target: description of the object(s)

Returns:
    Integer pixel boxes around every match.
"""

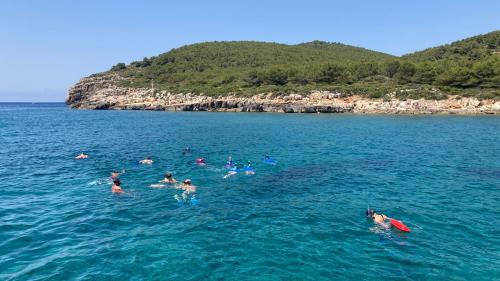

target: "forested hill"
[104,31,499,99]
[404,31,499,62]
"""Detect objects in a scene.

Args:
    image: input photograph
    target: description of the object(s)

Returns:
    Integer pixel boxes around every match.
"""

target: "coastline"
[66,75,500,115]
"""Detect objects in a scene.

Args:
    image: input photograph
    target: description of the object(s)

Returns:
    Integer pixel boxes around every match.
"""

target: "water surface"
[0,103,499,280]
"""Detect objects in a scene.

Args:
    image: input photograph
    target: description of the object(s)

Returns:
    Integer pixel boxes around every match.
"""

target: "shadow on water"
[459,167,500,179]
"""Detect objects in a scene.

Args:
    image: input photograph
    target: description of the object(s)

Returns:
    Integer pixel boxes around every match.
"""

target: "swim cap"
[184,179,192,184]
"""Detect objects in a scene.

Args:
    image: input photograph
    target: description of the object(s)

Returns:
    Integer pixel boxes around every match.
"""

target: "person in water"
[244,161,255,175]
[162,172,177,183]
[181,179,197,194]
[195,158,206,166]
[110,170,125,180]
[139,156,153,165]
[151,172,178,188]
[111,178,123,193]
[366,209,389,225]
[174,179,197,203]
[182,147,192,155]
[75,152,88,159]
[226,156,234,168]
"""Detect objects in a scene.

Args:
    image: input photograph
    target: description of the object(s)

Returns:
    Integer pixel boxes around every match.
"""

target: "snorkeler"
[366,208,412,232]
[173,179,197,203]
[111,178,123,193]
[225,156,234,168]
[110,169,125,180]
[75,152,88,159]
[244,161,255,175]
[195,158,206,166]
[263,155,277,165]
[366,209,389,225]
[139,156,153,165]
[181,179,197,194]
[151,172,178,188]
[162,172,177,183]
[182,147,192,155]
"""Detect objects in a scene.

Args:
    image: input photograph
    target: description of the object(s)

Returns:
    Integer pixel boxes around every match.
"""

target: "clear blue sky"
[0,0,498,102]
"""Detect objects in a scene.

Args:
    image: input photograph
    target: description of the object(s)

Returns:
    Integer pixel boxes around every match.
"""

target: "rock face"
[66,74,500,114]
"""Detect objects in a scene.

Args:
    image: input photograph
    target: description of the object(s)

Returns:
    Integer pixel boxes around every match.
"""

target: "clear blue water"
[1,103,499,281]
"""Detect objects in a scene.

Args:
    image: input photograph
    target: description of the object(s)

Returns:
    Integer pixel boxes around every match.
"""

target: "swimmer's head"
[146,156,152,160]
[184,179,192,185]
[113,178,121,186]
[165,172,173,178]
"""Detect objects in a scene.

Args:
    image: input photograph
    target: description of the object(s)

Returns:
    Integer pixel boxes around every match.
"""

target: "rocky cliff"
[67,74,500,114]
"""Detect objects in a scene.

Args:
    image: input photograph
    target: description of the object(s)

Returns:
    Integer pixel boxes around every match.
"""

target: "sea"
[0,103,499,280]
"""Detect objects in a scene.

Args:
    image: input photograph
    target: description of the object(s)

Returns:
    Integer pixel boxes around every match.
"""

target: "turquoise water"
[1,103,499,281]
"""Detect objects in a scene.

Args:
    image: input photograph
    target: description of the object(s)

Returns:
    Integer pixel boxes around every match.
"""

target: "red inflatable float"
[390,219,411,232]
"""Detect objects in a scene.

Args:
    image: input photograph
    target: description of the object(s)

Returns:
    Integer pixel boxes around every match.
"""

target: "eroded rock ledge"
[66,74,500,114]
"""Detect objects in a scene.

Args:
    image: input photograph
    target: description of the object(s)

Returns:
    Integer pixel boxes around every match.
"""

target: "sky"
[0,0,498,102]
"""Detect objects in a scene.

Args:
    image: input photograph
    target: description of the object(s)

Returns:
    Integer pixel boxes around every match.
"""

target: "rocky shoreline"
[66,74,500,115]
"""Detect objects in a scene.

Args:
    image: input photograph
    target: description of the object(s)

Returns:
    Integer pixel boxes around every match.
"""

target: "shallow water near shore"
[0,103,499,280]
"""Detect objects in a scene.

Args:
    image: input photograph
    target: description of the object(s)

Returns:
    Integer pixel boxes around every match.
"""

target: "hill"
[404,31,500,62]
[69,31,499,109]
[109,40,398,97]
[401,31,500,92]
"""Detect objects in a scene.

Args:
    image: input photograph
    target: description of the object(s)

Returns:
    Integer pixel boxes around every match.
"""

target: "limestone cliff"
[67,74,499,114]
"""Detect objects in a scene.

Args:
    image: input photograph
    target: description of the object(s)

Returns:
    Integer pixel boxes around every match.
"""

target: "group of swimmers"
[75,149,259,204]
[76,150,409,231]
[76,152,197,202]
[76,150,273,197]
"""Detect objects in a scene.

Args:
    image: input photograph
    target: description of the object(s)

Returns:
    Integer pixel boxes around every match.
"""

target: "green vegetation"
[107,31,499,99]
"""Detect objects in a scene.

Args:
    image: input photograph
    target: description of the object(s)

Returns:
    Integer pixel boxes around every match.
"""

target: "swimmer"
[263,155,277,165]
[139,156,153,165]
[162,172,177,184]
[111,178,123,193]
[110,169,125,180]
[366,209,390,225]
[151,172,177,188]
[182,147,192,155]
[195,158,206,166]
[180,179,197,194]
[225,156,234,168]
[244,161,255,175]
[75,152,88,159]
